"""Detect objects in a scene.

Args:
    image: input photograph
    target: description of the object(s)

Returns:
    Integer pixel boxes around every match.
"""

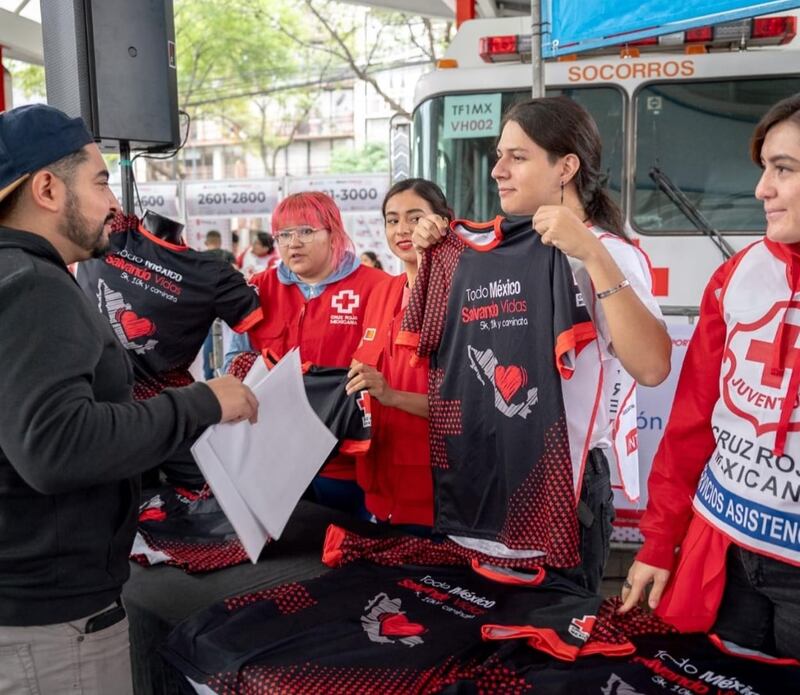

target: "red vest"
[249,264,386,478]
[353,274,433,524]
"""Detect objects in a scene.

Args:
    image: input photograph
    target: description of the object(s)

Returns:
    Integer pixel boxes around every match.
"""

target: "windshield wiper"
[649,167,736,260]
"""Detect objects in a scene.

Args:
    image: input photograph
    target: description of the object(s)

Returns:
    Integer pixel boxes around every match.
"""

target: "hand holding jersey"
[346,360,429,420]
[346,361,391,402]
[346,361,390,401]
[532,204,599,258]
[619,559,671,613]
[534,204,670,387]
[410,213,448,251]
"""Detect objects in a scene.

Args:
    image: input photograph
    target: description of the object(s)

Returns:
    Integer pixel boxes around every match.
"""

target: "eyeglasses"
[273,226,326,247]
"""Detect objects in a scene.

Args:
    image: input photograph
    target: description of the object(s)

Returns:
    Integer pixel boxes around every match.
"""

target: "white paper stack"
[191,349,338,562]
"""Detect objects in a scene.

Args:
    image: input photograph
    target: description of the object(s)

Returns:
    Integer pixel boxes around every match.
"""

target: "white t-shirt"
[563,227,664,501]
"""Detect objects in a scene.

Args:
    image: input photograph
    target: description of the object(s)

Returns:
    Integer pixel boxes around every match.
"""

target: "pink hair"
[271,191,354,270]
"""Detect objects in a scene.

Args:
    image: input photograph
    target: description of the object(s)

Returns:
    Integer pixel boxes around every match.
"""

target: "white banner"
[341,211,401,275]
[111,182,181,220]
[614,321,697,513]
[185,179,281,218]
[286,174,389,212]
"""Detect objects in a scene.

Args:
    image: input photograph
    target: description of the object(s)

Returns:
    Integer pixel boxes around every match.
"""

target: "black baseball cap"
[0,104,94,202]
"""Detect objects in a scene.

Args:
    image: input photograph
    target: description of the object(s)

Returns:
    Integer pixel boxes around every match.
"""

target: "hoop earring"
[560,180,565,205]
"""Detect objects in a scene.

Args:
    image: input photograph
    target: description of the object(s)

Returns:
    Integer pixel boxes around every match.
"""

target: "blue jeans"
[712,545,800,660]
[201,330,214,381]
[311,477,370,521]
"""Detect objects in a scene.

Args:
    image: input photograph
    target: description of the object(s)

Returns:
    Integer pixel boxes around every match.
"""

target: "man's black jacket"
[0,227,221,626]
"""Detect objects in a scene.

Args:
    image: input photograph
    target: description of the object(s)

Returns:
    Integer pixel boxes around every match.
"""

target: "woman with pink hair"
[229,191,386,515]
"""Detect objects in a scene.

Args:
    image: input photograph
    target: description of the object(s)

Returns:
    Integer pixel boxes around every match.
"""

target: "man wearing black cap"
[0,105,259,693]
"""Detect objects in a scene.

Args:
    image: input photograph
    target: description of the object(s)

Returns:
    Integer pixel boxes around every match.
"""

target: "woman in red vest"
[241,191,386,515]
[346,179,451,527]
[620,94,800,660]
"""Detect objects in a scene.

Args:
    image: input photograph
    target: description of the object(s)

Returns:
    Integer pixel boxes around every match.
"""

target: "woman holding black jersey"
[413,97,671,592]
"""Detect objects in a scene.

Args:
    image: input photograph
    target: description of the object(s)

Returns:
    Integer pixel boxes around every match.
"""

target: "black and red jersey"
[228,352,371,458]
[324,522,549,572]
[323,525,673,657]
[131,485,249,573]
[397,217,596,566]
[456,631,800,695]
[162,558,606,694]
[76,214,262,387]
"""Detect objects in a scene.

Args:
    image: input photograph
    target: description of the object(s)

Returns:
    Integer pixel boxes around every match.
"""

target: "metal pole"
[119,140,134,216]
[211,318,224,376]
[0,46,6,112]
[530,0,545,98]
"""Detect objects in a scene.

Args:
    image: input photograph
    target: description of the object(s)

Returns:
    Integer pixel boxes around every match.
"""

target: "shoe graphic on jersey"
[467,345,538,419]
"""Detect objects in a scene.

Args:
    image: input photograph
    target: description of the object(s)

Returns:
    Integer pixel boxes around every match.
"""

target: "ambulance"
[409,12,800,308]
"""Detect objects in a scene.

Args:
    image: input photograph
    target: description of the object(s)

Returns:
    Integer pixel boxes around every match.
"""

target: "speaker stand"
[119,140,135,216]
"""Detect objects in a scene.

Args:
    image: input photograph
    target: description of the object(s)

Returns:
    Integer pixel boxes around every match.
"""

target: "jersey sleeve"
[637,259,733,569]
[397,235,462,362]
[214,263,263,333]
[552,248,597,379]
[396,248,433,357]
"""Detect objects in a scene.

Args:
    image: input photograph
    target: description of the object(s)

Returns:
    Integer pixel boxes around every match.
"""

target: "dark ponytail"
[502,96,627,240]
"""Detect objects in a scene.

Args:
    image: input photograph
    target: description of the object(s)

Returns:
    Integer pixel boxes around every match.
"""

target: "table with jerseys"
[158,522,800,694]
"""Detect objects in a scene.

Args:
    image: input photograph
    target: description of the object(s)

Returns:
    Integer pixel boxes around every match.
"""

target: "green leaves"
[330,143,389,173]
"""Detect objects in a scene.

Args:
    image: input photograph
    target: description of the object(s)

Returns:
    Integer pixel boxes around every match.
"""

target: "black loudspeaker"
[41,0,179,151]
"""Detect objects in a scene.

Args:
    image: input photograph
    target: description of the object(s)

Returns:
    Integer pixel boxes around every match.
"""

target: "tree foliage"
[9,0,451,177]
[6,59,45,101]
[329,142,389,173]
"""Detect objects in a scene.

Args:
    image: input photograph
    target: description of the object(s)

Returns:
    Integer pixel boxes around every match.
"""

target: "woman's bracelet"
[595,279,630,300]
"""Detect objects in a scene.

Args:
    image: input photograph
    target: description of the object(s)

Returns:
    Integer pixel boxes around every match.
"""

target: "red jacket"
[249,264,385,478]
[353,274,433,525]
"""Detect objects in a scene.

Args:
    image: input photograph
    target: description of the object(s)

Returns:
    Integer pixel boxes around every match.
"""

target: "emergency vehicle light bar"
[479,34,532,63]
[478,16,796,63]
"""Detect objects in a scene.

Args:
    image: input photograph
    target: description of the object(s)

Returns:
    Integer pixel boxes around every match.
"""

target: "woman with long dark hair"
[413,97,671,592]
[345,179,451,527]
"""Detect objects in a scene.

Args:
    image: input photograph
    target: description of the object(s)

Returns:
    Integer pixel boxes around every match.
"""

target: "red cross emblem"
[331,289,360,315]
[745,323,800,388]
[722,301,800,437]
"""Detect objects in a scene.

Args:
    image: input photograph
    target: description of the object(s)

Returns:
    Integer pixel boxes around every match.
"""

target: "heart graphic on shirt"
[494,364,527,403]
[378,612,426,637]
[116,309,156,341]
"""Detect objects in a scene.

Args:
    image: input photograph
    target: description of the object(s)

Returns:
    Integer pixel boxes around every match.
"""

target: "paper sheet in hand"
[191,349,338,562]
